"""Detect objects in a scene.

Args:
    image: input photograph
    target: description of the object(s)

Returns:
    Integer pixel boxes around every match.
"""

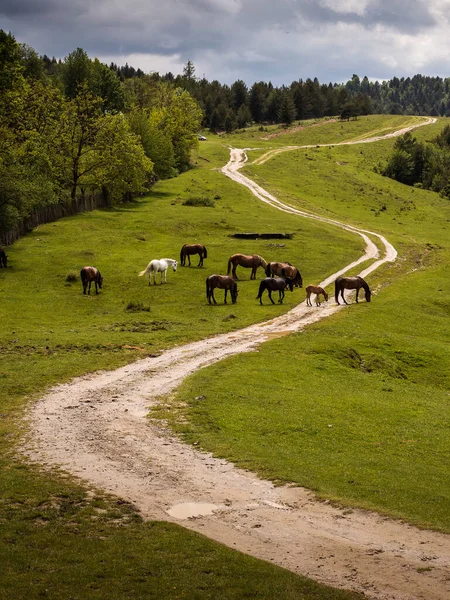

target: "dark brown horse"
[206,274,238,304]
[256,276,294,305]
[266,261,303,287]
[81,266,103,295]
[227,253,267,280]
[0,247,7,268]
[335,276,371,305]
[180,243,207,267]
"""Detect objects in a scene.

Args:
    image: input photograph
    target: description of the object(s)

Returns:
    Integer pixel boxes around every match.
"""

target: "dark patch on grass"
[125,301,151,313]
[182,196,215,207]
[331,348,408,379]
[104,321,171,333]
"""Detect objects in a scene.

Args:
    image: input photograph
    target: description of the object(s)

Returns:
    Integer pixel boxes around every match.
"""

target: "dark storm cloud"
[1,0,448,85]
[294,0,436,34]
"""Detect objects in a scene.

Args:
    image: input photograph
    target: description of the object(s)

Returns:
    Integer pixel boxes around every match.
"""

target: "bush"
[66,271,78,282]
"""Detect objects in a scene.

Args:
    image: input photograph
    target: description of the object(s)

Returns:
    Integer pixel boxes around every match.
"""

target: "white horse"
[139,258,178,285]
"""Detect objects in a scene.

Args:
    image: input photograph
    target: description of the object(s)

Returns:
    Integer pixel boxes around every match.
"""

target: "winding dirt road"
[25,118,450,600]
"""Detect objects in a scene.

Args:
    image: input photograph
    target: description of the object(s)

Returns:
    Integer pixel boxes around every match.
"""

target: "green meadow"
[163,116,450,534]
[2,114,449,597]
[0,118,394,599]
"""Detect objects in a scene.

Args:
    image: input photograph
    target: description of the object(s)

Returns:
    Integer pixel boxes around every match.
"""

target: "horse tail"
[203,246,207,258]
[138,266,149,277]
[281,268,286,278]
[256,281,264,299]
[80,268,87,284]
[335,279,340,303]
[265,263,270,277]
[362,278,371,301]
[206,277,210,299]
[180,245,185,263]
[227,257,233,275]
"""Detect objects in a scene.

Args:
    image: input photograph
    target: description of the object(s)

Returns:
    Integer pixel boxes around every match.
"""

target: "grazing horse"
[206,274,238,304]
[227,253,267,280]
[256,276,294,305]
[306,284,329,306]
[266,261,303,288]
[139,258,178,285]
[180,243,207,267]
[0,247,7,268]
[80,266,103,295]
[335,276,371,305]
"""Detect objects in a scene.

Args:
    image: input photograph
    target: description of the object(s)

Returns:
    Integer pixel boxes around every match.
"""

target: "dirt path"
[253,116,437,165]
[25,118,450,600]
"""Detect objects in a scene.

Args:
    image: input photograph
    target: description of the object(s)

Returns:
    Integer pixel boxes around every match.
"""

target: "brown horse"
[256,276,294,305]
[80,266,103,295]
[227,253,267,280]
[180,243,207,267]
[266,261,303,287]
[335,276,371,305]
[206,274,238,304]
[0,247,7,268]
[306,284,328,306]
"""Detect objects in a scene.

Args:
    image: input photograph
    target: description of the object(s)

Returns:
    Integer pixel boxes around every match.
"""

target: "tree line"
[0,32,202,237]
[380,127,450,199]
[146,65,450,132]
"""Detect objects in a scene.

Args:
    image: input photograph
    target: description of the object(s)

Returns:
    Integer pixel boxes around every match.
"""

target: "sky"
[2,0,450,86]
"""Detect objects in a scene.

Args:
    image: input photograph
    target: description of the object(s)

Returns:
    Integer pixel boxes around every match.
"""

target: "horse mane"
[256,255,267,268]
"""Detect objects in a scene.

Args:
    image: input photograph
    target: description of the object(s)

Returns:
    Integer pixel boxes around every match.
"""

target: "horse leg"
[232,266,238,280]
[224,289,228,304]
[341,290,348,305]
[268,290,275,304]
[355,288,359,303]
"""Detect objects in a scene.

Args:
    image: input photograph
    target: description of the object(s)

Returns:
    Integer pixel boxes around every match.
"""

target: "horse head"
[232,283,239,303]
[285,277,294,292]
[98,272,104,289]
[172,261,178,272]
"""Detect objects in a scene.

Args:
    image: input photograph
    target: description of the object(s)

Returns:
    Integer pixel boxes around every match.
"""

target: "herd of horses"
[1,242,371,305]
[133,245,371,306]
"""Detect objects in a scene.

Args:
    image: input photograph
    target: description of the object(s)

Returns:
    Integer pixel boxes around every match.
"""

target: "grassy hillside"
[163,116,450,532]
[0,117,389,599]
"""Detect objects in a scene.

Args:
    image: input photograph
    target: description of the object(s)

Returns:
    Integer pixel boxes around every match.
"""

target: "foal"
[305,285,328,306]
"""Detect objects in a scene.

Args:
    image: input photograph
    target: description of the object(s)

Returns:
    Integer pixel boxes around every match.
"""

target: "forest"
[0,31,202,239]
[2,28,450,241]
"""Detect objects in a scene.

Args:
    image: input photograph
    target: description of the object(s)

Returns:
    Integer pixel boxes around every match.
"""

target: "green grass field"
[2,114,449,598]
[161,116,450,533]
[0,117,391,599]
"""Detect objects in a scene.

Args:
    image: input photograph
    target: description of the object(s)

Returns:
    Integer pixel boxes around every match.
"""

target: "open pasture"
[0,121,375,599]
[159,117,450,533]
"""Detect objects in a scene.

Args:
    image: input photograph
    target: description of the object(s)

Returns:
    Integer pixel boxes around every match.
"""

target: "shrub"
[66,271,78,282]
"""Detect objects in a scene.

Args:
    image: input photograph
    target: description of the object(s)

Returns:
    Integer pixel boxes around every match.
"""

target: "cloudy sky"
[2,0,450,86]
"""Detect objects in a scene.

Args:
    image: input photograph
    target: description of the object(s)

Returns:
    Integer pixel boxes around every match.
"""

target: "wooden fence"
[0,193,109,247]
